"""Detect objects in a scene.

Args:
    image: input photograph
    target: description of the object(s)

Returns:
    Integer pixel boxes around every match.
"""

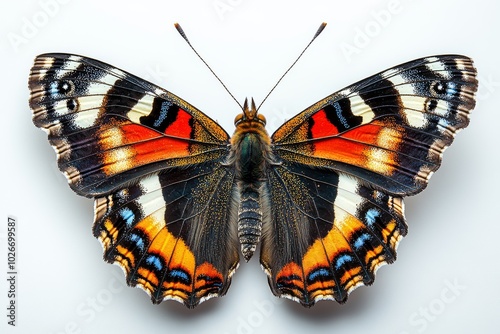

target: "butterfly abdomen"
[232,99,273,261]
[236,132,269,261]
[238,182,263,261]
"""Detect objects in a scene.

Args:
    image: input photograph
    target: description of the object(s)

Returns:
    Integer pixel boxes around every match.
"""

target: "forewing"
[272,55,477,195]
[29,53,230,197]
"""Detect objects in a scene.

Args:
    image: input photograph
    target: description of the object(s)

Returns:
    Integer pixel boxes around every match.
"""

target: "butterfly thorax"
[230,98,273,261]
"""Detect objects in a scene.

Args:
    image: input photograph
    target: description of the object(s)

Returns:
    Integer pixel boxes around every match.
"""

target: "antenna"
[175,22,327,112]
[174,23,243,110]
[257,22,327,111]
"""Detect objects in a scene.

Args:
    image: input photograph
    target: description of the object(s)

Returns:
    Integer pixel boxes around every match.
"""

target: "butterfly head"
[234,98,267,127]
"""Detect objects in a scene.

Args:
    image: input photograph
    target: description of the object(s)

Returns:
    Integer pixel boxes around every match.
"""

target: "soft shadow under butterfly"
[29,23,477,308]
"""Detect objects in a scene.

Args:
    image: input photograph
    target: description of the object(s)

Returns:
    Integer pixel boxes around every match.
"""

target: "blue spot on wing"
[168,269,190,284]
[129,233,145,251]
[354,233,371,250]
[119,208,135,228]
[446,82,458,96]
[146,255,163,271]
[308,268,332,282]
[365,208,380,227]
[335,254,353,269]
[49,82,59,95]
[153,101,173,127]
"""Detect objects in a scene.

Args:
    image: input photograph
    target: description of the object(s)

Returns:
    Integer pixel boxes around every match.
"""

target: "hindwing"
[94,161,239,308]
[261,163,405,306]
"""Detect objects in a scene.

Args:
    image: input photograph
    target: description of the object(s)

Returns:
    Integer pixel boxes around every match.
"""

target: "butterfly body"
[29,53,477,308]
[230,98,273,261]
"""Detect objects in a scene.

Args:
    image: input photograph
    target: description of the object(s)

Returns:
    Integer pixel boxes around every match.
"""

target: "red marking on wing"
[164,108,193,138]
[121,123,190,160]
[310,109,340,137]
[313,123,382,164]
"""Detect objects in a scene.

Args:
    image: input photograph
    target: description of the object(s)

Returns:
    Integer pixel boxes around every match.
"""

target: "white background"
[1,0,499,333]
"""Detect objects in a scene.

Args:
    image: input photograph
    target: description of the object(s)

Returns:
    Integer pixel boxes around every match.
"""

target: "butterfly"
[29,42,477,308]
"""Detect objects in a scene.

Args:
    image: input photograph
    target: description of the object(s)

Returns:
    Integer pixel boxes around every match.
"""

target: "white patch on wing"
[387,74,415,95]
[405,111,428,128]
[73,107,100,129]
[134,176,166,219]
[431,99,451,117]
[109,68,127,79]
[398,96,433,128]
[381,68,400,80]
[348,95,375,123]
[52,100,73,116]
[85,73,120,94]
[128,94,156,123]
[154,88,166,96]
[425,57,451,79]
[138,175,163,194]
[333,175,364,229]
[56,55,82,77]
[78,95,106,112]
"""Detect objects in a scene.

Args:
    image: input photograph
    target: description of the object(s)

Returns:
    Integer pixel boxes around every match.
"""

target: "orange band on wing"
[122,123,190,157]
[99,123,192,176]
[99,210,225,303]
[275,214,371,301]
[312,122,401,176]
